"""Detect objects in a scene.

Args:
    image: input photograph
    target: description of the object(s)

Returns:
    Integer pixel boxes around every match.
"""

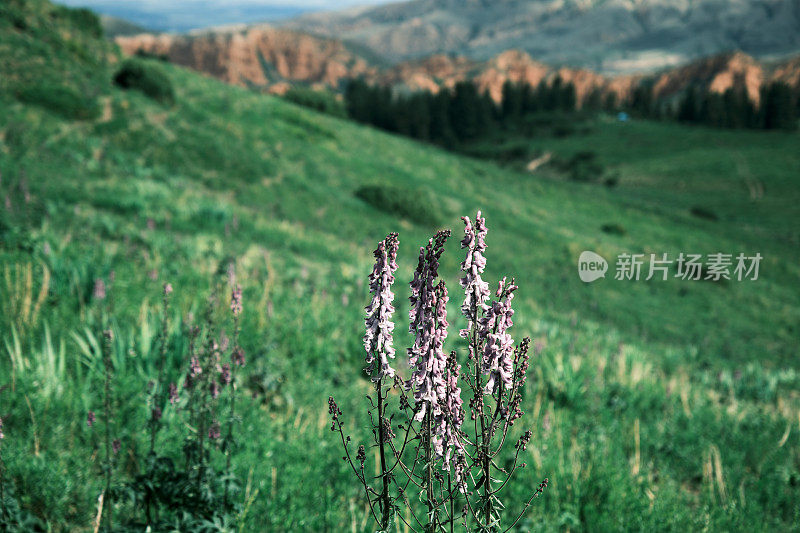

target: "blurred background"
[0,0,798,530]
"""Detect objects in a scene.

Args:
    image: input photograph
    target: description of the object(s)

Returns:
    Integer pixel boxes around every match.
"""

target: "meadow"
[1,1,799,530]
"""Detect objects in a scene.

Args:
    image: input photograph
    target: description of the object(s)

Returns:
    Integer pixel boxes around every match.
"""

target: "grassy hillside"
[1,1,799,530]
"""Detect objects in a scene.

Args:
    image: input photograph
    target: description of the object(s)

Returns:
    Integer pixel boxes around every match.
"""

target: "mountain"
[282,0,800,73]
[117,27,800,107]
[100,14,151,37]
[116,26,378,93]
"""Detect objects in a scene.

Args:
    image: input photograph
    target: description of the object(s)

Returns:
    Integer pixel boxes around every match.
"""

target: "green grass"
[1,1,799,530]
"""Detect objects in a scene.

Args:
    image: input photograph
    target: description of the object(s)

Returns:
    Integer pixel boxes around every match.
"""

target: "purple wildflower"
[168,382,178,405]
[363,232,399,382]
[163,283,173,296]
[479,278,517,394]
[208,422,221,440]
[232,346,246,367]
[93,278,106,301]
[112,439,121,455]
[189,356,202,377]
[87,411,96,427]
[0,417,4,440]
[219,363,232,386]
[459,212,490,343]
[440,350,465,474]
[409,278,450,446]
[231,285,243,316]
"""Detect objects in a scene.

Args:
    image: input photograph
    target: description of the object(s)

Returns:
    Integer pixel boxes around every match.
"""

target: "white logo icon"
[578,251,608,283]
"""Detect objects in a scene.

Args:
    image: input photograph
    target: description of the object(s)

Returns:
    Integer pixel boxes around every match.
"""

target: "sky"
[58,0,393,10]
[56,0,395,32]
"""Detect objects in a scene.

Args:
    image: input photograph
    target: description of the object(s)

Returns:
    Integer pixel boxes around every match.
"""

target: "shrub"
[551,151,606,183]
[601,223,626,235]
[15,84,100,120]
[690,206,719,221]
[355,184,442,226]
[113,59,175,106]
[283,87,346,118]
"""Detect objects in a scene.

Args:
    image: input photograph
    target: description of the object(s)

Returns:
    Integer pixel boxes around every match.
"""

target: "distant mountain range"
[117,24,800,107]
[282,0,800,74]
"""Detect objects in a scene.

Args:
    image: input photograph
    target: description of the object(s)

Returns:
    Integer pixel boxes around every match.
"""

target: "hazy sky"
[56,0,396,32]
[59,0,394,9]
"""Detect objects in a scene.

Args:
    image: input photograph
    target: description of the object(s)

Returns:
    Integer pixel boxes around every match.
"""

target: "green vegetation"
[283,86,346,118]
[1,0,799,530]
[114,58,175,105]
[355,184,442,226]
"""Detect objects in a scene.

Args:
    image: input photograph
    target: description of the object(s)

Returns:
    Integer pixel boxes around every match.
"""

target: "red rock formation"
[116,29,800,107]
[116,27,377,90]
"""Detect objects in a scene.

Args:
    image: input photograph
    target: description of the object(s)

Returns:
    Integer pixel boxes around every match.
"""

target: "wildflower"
[87,411,96,427]
[410,279,452,462]
[208,422,221,440]
[163,283,173,296]
[381,417,395,443]
[168,382,178,405]
[190,356,202,377]
[363,232,399,381]
[231,346,246,367]
[459,212,490,341]
[112,439,121,455]
[328,396,344,432]
[231,285,243,316]
[408,231,450,426]
[219,363,232,386]
[509,337,531,423]
[356,445,366,468]
[93,278,106,301]
[440,351,465,471]
[479,278,517,394]
[0,417,4,440]
[516,430,533,451]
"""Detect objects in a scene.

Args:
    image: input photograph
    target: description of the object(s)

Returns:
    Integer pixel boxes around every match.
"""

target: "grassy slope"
[1,1,799,530]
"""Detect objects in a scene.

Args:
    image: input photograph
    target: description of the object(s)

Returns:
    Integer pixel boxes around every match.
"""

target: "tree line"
[344,78,580,148]
[624,81,799,131]
[341,77,798,147]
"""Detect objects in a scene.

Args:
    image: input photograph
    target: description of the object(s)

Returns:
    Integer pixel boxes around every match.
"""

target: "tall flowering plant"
[330,214,546,533]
